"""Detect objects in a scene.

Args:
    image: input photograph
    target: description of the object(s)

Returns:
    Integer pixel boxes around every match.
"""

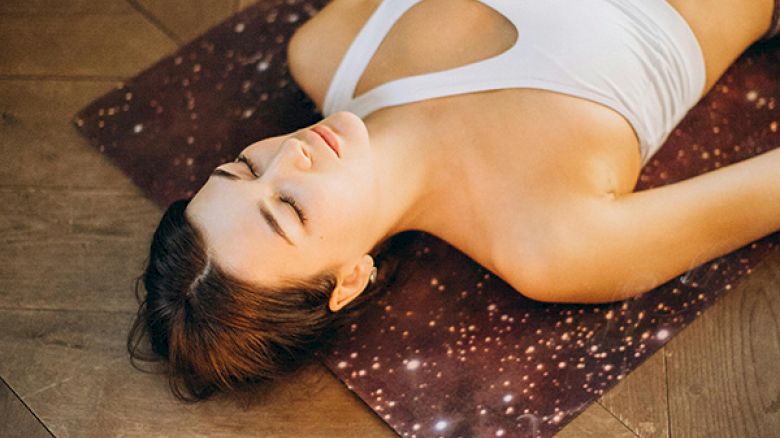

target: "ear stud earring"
[368,266,378,286]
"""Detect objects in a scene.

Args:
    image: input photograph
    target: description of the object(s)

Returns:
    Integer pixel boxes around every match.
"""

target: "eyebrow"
[209,167,296,247]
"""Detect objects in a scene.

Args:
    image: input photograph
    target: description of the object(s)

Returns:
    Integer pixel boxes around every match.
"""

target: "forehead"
[186,178,288,286]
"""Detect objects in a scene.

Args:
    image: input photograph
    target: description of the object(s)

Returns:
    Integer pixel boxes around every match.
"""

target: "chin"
[330,111,368,144]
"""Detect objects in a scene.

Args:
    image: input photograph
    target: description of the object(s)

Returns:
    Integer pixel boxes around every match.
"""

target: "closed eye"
[235,154,258,177]
[280,193,308,225]
[233,154,308,226]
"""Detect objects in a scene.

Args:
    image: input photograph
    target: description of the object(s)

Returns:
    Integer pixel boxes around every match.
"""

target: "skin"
[187,110,465,312]
[187,0,778,308]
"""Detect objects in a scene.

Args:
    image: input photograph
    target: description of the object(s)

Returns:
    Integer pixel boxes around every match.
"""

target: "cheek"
[310,176,372,220]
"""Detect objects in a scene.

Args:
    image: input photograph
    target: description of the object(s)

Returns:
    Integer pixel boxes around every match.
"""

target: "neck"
[362,110,469,251]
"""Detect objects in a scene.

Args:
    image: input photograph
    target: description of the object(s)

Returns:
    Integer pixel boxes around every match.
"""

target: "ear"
[328,254,375,312]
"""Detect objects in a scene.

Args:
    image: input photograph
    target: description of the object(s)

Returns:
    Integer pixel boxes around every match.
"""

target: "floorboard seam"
[0,374,55,437]
[595,400,640,437]
[663,347,673,438]
[125,0,184,46]
[0,306,136,315]
[0,74,124,82]
[0,185,152,194]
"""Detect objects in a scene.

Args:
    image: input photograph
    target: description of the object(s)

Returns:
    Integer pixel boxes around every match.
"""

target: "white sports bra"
[322,0,706,167]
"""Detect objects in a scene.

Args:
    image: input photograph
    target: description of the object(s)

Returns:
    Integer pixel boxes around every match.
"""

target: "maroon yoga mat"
[74,1,780,436]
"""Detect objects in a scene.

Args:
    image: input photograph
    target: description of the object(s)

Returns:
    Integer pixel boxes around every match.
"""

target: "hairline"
[182,201,337,294]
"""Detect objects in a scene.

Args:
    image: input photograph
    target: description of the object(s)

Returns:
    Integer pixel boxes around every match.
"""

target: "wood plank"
[0,309,393,437]
[135,0,239,42]
[0,187,160,312]
[0,377,52,438]
[0,0,134,15]
[665,249,780,437]
[0,14,176,77]
[29,359,396,437]
[0,80,143,189]
[556,402,638,438]
[598,346,669,437]
[0,309,129,402]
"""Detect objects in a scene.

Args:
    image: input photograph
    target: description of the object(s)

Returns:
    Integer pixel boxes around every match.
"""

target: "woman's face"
[186,111,380,287]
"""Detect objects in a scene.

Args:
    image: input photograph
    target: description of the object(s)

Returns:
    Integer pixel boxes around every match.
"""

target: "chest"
[289,0,643,275]
[291,0,642,191]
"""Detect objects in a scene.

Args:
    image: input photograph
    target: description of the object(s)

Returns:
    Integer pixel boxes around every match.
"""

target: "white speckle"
[372,362,380,370]
[337,361,347,369]
[496,428,505,436]
[133,123,143,134]
[558,361,567,368]
[412,424,420,431]
[487,304,497,311]
[434,420,448,431]
[350,352,358,359]
[287,12,299,23]
[503,394,513,403]
[234,22,245,33]
[746,90,758,101]
[603,364,614,372]
[257,60,270,72]
[656,329,670,340]
[242,108,255,119]
[406,359,420,371]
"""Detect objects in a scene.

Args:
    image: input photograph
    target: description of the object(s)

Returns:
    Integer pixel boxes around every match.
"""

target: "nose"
[273,138,312,172]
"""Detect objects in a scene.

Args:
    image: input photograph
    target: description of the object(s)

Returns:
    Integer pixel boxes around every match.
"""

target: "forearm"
[546,147,780,303]
[620,146,780,252]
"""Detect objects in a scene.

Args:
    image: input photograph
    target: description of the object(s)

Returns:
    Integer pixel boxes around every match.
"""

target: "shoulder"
[288,0,379,107]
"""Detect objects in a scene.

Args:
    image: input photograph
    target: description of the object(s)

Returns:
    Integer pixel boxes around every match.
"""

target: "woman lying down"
[127,0,780,402]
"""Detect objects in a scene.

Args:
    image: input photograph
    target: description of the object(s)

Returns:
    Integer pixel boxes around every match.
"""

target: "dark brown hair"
[127,199,413,404]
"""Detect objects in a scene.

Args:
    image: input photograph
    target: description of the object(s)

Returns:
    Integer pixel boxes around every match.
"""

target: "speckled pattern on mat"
[74,1,780,437]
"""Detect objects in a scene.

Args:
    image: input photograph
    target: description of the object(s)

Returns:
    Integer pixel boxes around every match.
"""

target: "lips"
[311,125,340,158]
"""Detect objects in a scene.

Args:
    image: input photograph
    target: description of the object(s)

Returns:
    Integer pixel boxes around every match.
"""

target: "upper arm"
[525,150,780,304]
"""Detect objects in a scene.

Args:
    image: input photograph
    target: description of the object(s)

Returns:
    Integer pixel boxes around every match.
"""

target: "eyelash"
[280,193,308,225]
[235,155,308,225]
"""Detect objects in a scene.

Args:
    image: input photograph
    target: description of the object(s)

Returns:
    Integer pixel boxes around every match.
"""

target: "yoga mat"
[74,1,780,436]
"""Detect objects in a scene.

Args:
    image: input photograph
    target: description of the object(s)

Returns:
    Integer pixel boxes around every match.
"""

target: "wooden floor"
[1,1,779,436]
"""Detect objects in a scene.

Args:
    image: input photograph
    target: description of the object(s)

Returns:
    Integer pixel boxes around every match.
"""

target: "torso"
[289,0,772,284]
